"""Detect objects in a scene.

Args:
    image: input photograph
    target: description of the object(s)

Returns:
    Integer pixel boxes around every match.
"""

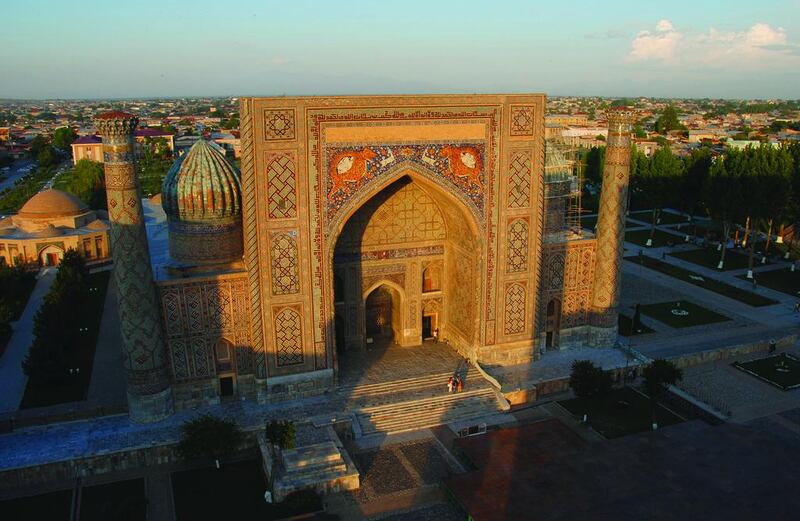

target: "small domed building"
[0,189,110,267]
[161,139,243,270]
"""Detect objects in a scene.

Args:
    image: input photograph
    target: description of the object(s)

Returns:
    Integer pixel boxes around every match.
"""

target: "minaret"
[95,111,173,422]
[589,108,634,347]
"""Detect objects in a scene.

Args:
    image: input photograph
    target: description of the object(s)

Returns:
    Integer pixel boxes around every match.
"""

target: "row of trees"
[22,250,91,385]
[585,141,800,272]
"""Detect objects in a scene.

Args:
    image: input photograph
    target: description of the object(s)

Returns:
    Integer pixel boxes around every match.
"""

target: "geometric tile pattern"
[506,218,529,273]
[267,154,297,219]
[275,306,303,366]
[590,112,633,328]
[270,233,300,295]
[507,152,531,208]
[95,115,171,399]
[264,109,295,141]
[510,105,535,137]
[503,282,527,335]
[159,277,253,381]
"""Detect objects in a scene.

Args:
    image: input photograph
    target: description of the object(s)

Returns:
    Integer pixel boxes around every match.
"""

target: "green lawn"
[628,210,691,226]
[559,386,684,439]
[20,270,111,408]
[733,353,800,391]
[742,268,800,297]
[172,460,322,521]
[618,313,654,336]
[625,229,685,248]
[639,300,730,329]
[625,256,777,307]
[669,247,767,271]
[80,479,146,521]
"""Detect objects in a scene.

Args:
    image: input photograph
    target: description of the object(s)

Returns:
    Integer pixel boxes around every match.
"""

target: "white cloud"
[655,19,675,33]
[626,20,799,69]
[626,20,682,62]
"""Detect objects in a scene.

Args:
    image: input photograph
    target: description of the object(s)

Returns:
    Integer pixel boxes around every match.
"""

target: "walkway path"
[87,275,126,407]
[0,269,56,414]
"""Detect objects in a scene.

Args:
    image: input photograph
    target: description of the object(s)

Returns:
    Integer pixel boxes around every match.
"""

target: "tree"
[29,135,49,157]
[725,145,793,276]
[642,359,682,429]
[705,154,746,269]
[583,146,605,185]
[265,419,296,449]
[631,146,684,243]
[52,127,77,150]
[22,250,89,384]
[679,148,713,221]
[655,105,686,134]
[37,146,57,168]
[569,360,612,400]
[56,159,106,209]
[177,414,244,467]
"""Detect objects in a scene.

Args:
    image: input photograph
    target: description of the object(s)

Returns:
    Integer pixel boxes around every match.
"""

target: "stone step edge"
[359,406,501,435]
[337,369,482,395]
[356,388,495,414]
[357,396,501,426]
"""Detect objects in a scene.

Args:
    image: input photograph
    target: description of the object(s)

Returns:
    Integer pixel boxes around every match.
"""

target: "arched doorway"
[545,298,561,350]
[364,283,403,347]
[38,245,64,267]
[330,172,481,355]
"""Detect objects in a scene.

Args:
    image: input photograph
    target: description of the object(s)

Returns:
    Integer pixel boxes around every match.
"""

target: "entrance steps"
[337,367,487,407]
[355,387,503,435]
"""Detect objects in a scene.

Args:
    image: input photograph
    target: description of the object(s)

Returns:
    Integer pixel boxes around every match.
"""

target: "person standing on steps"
[433,327,439,343]
[447,375,454,394]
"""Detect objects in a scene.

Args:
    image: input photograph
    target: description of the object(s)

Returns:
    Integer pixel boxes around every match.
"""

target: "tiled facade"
[96,96,632,420]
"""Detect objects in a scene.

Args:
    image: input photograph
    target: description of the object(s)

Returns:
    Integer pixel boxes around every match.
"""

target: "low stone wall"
[259,369,334,403]
[667,333,797,369]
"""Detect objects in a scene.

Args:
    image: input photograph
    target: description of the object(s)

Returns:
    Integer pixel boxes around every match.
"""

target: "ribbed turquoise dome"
[162,139,242,221]
[161,139,243,265]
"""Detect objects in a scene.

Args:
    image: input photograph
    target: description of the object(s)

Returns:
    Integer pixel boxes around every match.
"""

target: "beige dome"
[18,190,88,219]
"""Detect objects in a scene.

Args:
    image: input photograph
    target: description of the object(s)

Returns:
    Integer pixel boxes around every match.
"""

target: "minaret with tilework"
[95,111,173,422]
[589,108,634,347]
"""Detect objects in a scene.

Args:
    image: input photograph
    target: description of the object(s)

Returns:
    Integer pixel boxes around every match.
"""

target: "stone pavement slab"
[0,270,56,414]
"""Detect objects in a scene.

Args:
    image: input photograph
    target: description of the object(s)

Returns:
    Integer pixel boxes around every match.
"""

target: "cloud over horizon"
[626,19,799,70]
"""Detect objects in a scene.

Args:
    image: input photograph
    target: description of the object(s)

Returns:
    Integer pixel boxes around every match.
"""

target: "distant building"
[0,189,110,267]
[71,135,103,164]
[71,128,174,165]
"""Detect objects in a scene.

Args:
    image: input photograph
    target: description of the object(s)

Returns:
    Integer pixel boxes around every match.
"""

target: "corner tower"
[589,108,634,346]
[95,111,173,422]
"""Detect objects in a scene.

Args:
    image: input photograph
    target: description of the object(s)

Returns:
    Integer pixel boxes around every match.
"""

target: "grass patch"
[625,228,684,248]
[733,353,800,391]
[80,479,146,521]
[625,256,777,307]
[618,313,654,336]
[639,300,730,328]
[742,268,800,297]
[0,488,71,520]
[669,247,765,271]
[559,386,684,438]
[20,270,110,408]
[172,459,322,521]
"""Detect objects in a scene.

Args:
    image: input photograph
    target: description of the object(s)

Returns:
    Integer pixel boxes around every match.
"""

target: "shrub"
[265,419,296,450]
[177,414,244,463]
[569,359,612,399]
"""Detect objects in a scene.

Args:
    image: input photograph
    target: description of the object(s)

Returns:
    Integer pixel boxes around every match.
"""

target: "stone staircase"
[271,440,360,502]
[337,366,487,407]
[355,386,503,435]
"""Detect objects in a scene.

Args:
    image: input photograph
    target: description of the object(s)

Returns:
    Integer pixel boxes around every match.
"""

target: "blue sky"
[1,0,799,99]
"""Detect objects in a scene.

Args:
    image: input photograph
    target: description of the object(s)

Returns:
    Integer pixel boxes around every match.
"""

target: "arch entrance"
[331,173,480,354]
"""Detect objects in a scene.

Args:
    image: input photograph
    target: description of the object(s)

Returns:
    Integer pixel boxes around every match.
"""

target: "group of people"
[447,373,464,393]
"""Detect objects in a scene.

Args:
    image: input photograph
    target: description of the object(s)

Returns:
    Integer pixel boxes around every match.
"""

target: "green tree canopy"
[655,105,686,134]
[177,414,244,464]
[52,127,77,150]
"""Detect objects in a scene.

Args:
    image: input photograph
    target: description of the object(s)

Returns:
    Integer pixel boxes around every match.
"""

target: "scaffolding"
[544,140,584,238]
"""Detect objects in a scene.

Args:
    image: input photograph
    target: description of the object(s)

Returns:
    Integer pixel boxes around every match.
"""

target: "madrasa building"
[93,95,633,423]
